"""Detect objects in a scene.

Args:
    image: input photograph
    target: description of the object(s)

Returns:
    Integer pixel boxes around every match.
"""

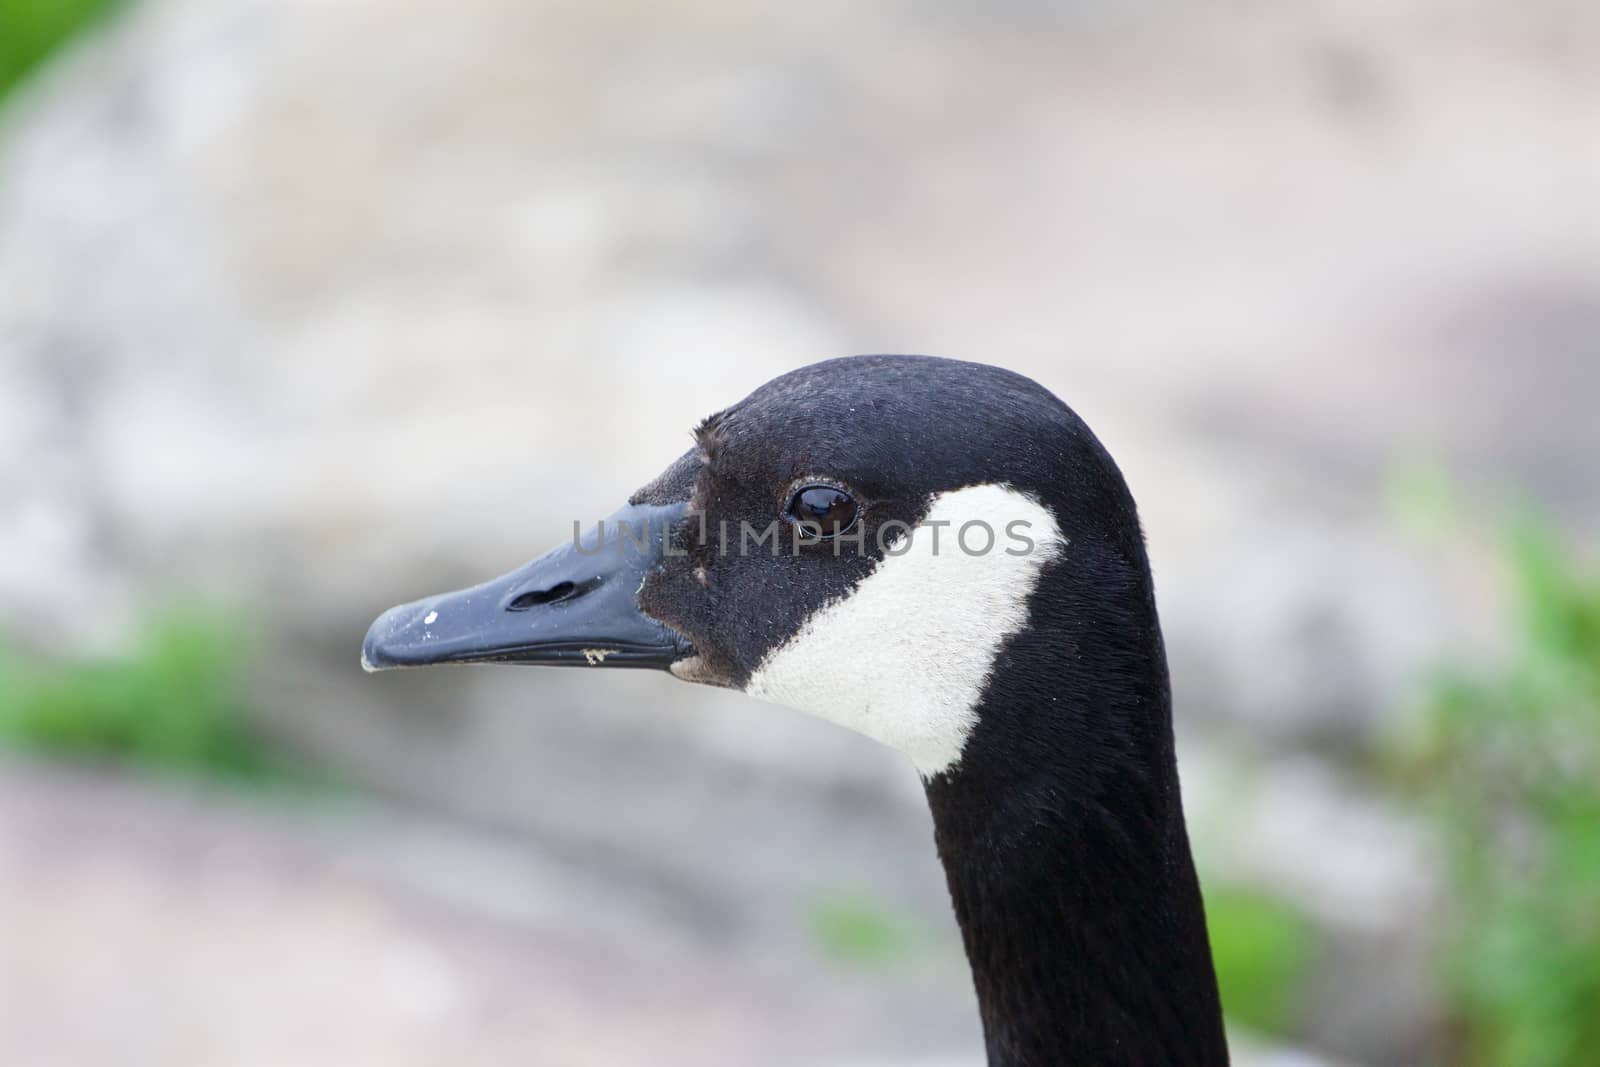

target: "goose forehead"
[744,484,1064,777]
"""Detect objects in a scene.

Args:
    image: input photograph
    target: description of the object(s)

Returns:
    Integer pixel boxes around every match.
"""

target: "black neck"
[923,554,1227,1066]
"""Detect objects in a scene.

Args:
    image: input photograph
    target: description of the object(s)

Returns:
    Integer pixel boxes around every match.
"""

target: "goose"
[362,354,1229,1066]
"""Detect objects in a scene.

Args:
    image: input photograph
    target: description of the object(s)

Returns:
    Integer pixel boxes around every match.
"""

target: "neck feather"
[923,558,1228,1067]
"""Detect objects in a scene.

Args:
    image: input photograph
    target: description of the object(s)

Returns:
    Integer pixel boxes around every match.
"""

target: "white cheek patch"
[744,484,1063,777]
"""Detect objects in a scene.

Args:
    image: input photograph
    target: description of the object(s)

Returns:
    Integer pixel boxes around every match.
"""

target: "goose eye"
[786,484,859,539]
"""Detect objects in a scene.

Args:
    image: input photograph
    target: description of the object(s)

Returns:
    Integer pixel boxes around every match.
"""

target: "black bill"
[361,502,692,671]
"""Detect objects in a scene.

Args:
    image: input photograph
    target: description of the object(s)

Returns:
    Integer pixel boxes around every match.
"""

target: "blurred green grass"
[0,0,124,103]
[1206,887,1318,1037]
[1208,475,1600,1062]
[809,890,922,969]
[0,608,309,784]
[1393,516,1600,1067]
[1388,462,1600,1065]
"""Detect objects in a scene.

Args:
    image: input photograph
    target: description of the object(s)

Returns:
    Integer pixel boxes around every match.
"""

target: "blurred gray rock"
[0,764,1361,1067]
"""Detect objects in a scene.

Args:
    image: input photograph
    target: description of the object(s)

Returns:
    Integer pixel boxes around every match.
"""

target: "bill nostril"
[506,580,579,611]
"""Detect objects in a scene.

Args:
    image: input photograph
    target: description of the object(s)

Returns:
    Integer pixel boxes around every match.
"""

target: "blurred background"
[1,1,1597,1064]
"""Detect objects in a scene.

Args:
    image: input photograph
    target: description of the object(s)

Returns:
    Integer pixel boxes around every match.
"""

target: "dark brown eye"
[786,484,859,539]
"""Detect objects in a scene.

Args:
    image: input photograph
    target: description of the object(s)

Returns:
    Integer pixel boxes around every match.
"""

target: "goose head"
[363,354,1124,779]
[363,353,1226,1065]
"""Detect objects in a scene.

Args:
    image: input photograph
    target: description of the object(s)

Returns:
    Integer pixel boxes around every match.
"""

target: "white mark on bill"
[423,610,438,626]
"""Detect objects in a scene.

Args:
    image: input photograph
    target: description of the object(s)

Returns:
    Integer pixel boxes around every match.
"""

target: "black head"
[364,354,1156,779]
